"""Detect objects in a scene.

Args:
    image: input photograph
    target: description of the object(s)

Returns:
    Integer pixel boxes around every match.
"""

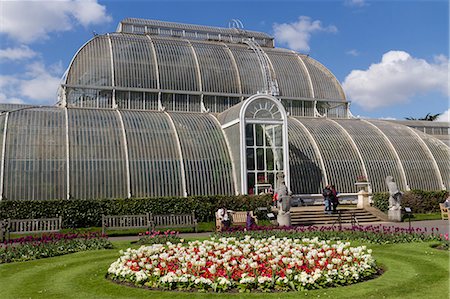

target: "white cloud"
[346,49,360,56]
[345,0,367,7]
[436,109,450,122]
[0,0,112,43]
[342,51,449,110]
[0,62,61,105]
[273,16,337,52]
[0,45,38,61]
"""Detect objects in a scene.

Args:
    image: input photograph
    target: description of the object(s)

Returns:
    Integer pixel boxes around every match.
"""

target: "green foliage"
[214,225,445,244]
[0,195,272,228]
[0,233,112,264]
[372,192,389,212]
[372,190,448,213]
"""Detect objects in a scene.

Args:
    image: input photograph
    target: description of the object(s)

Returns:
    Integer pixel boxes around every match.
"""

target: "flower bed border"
[107,236,380,293]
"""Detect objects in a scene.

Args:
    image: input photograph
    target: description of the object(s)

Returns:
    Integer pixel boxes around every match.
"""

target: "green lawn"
[1,239,448,299]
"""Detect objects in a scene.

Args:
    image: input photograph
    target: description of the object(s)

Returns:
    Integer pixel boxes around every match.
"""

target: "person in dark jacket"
[322,185,332,215]
[330,185,339,213]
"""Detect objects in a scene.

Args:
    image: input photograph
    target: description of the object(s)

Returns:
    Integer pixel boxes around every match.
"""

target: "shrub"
[0,195,272,228]
[372,190,448,213]
[214,224,445,244]
[372,192,389,212]
[0,232,112,264]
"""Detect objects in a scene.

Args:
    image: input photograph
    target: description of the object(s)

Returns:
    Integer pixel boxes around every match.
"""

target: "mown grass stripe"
[0,242,448,299]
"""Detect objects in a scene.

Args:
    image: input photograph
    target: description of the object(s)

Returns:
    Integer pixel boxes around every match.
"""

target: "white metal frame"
[164,111,188,197]
[116,109,132,198]
[239,94,289,194]
[0,112,9,201]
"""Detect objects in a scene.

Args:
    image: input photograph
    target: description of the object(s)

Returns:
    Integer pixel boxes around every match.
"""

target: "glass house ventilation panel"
[244,98,284,194]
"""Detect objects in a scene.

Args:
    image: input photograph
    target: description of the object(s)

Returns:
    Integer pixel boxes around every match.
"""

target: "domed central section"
[60,18,347,118]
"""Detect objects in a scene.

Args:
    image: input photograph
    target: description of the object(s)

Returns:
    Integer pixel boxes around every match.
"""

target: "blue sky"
[0,0,448,121]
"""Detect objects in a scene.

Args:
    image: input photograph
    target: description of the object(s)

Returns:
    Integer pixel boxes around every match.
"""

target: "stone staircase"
[289,205,384,226]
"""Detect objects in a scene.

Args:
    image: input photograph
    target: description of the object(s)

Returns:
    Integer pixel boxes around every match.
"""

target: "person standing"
[330,185,339,213]
[322,185,332,215]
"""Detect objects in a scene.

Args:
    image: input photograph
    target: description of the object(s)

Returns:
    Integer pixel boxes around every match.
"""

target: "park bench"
[439,203,448,220]
[149,212,197,232]
[102,212,198,234]
[101,213,151,235]
[0,216,62,241]
[215,211,258,231]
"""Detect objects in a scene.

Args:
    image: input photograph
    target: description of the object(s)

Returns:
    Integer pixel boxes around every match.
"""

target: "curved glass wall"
[264,49,312,99]
[68,109,127,199]
[367,120,442,190]
[287,118,325,194]
[333,119,406,192]
[412,130,449,190]
[152,37,200,92]
[121,111,183,197]
[301,56,345,101]
[296,118,364,193]
[191,41,240,94]
[3,109,66,200]
[0,106,447,200]
[111,34,158,90]
[169,113,234,196]
[66,35,112,88]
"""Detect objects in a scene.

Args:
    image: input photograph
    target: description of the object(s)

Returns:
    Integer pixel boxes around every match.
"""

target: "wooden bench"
[439,203,449,220]
[1,216,62,241]
[150,212,197,232]
[215,211,258,231]
[102,213,151,235]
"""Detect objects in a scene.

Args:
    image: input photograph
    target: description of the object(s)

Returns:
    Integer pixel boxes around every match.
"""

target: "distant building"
[0,18,448,200]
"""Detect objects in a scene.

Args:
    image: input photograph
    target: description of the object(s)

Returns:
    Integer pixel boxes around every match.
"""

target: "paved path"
[109,220,449,242]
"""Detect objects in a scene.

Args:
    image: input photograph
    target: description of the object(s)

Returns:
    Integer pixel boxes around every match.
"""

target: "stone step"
[287,207,383,226]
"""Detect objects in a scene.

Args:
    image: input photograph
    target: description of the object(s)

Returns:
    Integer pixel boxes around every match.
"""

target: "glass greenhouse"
[0,18,448,201]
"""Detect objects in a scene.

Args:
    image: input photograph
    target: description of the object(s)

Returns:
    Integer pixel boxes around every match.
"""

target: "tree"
[405,112,442,121]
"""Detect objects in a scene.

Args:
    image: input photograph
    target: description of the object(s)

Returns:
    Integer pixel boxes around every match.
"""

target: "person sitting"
[444,196,450,208]
[217,206,231,231]
[246,211,256,230]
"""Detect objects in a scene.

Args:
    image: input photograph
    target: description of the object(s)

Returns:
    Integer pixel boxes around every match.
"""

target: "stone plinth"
[388,209,402,222]
[277,212,291,227]
[357,190,370,209]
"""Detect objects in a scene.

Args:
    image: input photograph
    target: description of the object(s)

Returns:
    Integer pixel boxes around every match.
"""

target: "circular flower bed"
[108,236,378,292]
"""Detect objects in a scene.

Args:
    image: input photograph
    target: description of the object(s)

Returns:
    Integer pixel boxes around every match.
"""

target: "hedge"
[372,190,448,213]
[0,195,272,228]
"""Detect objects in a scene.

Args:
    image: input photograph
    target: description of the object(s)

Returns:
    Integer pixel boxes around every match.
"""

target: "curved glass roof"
[63,33,345,103]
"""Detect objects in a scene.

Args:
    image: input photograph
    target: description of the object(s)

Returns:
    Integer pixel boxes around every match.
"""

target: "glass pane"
[268,172,274,187]
[264,125,273,146]
[255,124,263,146]
[247,173,255,195]
[256,148,264,170]
[275,148,283,170]
[257,172,266,184]
[246,148,255,170]
[246,124,254,146]
[274,125,283,146]
[266,148,274,170]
